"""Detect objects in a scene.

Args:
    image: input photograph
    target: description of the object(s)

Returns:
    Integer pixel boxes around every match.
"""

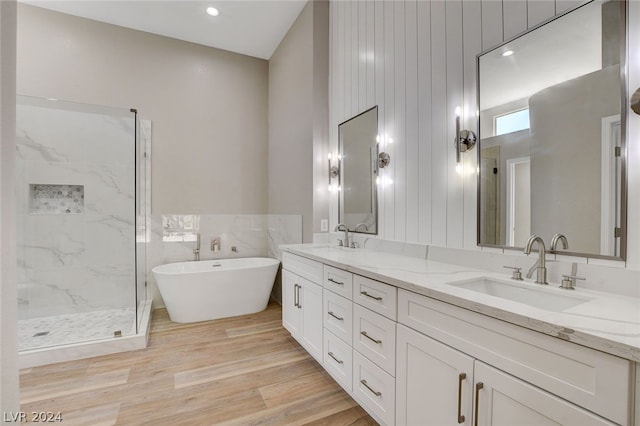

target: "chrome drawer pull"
[474,382,484,426]
[360,331,382,344]
[328,278,344,286]
[360,291,382,301]
[328,352,343,364]
[457,373,466,423]
[360,379,382,396]
[328,311,344,321]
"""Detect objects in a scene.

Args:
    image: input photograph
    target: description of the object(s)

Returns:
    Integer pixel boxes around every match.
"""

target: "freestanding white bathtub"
[152,257,280,323]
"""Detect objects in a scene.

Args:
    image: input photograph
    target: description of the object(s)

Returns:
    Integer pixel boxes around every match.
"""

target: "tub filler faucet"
[194,233,201,261]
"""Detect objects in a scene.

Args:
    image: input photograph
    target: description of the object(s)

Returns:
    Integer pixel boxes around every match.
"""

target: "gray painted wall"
[530,65,620,254]
[17,4,269,215]
[268,0,328,243]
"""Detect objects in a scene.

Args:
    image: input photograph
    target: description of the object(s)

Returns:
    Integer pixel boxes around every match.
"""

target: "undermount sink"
[446,277,591,312]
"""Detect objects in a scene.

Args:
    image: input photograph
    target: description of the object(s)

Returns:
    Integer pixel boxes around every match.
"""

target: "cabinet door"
[282,270,300,337]
[396,324,474,426]
[299,280,323,362]
[474,362,616,426]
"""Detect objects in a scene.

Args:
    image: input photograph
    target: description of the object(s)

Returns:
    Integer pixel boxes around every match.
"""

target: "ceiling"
[480,1,603,111]
[19,0,308,60]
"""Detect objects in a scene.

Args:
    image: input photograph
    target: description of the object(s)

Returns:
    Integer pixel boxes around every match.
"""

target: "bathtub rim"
[151,257,281,275]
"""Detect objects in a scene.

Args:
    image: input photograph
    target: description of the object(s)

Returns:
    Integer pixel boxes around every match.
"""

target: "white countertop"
[282,244,640,362]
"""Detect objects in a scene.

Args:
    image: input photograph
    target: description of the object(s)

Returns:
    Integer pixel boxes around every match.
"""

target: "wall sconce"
[375,142,391,175]
[632,88,640,115]
[378,151,390,169]
[454,107,477,165]
[328,153,340,191]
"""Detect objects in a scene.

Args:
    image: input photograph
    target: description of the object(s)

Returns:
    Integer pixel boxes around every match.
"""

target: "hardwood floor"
[20,302,376,425]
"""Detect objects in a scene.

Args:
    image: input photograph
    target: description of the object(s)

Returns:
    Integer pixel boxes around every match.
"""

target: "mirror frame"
[475,0,628,261]
[338,105,379,235]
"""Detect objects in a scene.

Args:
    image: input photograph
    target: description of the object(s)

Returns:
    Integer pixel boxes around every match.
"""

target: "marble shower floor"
[18,308,137,351]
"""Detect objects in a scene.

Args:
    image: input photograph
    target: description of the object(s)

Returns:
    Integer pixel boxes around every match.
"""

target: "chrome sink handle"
[503,266,523,281]
[560,275,585,290]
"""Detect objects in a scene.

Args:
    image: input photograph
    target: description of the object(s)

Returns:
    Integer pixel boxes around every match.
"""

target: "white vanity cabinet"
[282,253,324,363]
[320,263,397,425]
[283,249,636,426]
[396,324,474,425]
[474,362,615,426]
[321,265,355,392]
[397,289,630,426]
[396,324,615,426]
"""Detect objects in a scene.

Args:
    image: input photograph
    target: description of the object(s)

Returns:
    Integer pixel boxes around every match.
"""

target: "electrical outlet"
[320,219,328,232]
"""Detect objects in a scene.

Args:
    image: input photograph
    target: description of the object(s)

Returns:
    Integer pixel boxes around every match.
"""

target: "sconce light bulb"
[455,106,462,117]
[455,163,463,174]
[376,177,380,185]
[328,153,332,160]
[376,135,380,143]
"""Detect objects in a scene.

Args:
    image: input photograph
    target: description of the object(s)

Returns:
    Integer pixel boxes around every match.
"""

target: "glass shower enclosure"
[15,95,147,352]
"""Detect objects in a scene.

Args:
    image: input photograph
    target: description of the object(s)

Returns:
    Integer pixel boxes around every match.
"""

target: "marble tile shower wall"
[147,214,302,307]
[16,101,137,320]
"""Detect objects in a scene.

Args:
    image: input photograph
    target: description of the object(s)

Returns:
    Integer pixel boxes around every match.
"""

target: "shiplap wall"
[328,0,584,249]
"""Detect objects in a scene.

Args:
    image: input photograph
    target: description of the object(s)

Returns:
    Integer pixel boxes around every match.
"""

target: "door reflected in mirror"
[477,0,626,259]
[339,106,378,235]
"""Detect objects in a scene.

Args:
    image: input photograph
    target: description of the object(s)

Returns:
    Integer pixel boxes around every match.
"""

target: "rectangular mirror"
[339,106,378,234]
[477,0,627,259]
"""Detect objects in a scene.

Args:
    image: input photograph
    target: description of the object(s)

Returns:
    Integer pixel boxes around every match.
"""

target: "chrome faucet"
[194,233,201,261]
[335,223,349,247]
[524,235,548,285]
[550,233,569,251]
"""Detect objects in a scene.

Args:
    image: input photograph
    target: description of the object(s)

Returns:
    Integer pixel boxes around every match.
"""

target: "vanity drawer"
[323,289,353,345]
[353,350,395,426]
[324,329,353,393]
[282,252,323,284]
[353,304,396,376]
[353,275,397,320]
[398,289,631,425]
[323,265,353,299]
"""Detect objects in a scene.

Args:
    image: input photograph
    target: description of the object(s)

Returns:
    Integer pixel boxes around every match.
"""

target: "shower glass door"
[16,95,138,351]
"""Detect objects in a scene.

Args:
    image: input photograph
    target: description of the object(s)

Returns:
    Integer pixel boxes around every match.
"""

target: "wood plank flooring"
[20,302,376,425]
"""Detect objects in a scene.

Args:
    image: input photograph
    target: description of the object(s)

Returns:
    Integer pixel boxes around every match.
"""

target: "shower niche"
[28,184,85,214]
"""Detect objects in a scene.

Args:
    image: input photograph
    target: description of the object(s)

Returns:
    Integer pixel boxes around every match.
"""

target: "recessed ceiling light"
[206,7,219,17]
[502,50,514,57]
